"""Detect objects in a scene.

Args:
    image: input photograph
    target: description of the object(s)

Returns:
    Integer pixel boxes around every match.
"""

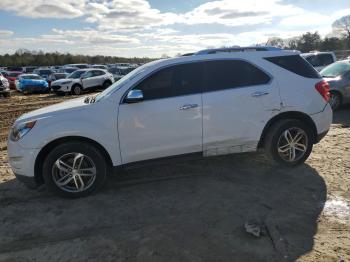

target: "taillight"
[315,80,330,102]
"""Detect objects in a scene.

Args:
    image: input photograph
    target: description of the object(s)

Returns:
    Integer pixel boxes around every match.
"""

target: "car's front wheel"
[71,85,82,95]
[264,119,313,167]
[42,141,107,198]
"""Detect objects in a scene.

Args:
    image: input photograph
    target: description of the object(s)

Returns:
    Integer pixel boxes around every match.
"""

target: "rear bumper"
[310,103,333,141]
[315,129,329,143]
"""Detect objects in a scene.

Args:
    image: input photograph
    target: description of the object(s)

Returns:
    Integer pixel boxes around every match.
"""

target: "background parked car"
[5,71,22,89]
[33,68,54,81]
[15,74,49,94]
[320,59,350,110]
[91,64,108,70]
[301,52,336,71]
[48,72,68,87]
[22,66,38,74]
[64,64,89,69]
[0,69,8,78]
[58,67,79,74]
[0,73,10,97]
[6,66,23,72]
[51,69,114,95]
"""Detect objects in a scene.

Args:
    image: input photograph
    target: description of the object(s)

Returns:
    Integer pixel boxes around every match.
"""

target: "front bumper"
[7,139,40,181]
[14,173,38,189]
[22,86,49,93]
[51,84,71,93]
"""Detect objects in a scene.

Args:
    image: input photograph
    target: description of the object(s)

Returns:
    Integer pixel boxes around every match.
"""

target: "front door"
[118,62,204,164]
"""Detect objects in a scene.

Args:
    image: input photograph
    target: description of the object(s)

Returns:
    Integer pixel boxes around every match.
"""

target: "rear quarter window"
[265,55,321,79]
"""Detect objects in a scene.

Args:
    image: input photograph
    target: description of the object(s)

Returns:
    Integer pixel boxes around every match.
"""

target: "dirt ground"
[0,93,349,262]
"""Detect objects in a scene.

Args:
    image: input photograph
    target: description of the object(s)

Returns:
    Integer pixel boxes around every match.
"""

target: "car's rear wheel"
[264,119,313,166]
[42,141,107,198]
[329,92,342,111]
[71,85,82,95]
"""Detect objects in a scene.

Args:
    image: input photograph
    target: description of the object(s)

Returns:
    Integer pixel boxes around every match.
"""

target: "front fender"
[18,105,121,166]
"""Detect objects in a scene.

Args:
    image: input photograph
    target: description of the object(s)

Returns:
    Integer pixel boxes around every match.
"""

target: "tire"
[102,81,112,89]
[42,141,107,198]
[264,119,314,167]
[3,92,10,98]
[71,84,82,95]
[329,92,342,111]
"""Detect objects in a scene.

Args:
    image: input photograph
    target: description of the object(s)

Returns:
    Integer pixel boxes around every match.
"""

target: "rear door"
[118,62,204,164]
[202,59,281,156]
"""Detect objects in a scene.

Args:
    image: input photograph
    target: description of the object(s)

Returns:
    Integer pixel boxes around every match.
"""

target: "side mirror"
[125,89,143,103]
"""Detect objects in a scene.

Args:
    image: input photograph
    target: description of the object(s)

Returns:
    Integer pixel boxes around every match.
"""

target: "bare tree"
[332,15,350,48]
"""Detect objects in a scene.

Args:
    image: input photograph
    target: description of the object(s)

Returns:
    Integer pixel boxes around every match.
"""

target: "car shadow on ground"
[333,104,350,127]
[0,153,326,262]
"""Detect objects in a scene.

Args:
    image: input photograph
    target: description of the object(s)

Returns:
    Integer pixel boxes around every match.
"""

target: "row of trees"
[0,50,154,67]
[267,15,350,52]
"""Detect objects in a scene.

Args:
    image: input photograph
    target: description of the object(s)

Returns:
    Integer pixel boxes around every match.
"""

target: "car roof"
[143,49,300,72]
[301,51,335,57]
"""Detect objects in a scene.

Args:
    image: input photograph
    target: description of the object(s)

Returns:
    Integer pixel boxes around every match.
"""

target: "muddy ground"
[0,93,349,262]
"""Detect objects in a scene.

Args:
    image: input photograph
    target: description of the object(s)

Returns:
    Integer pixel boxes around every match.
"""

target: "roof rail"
[194,46,282,55]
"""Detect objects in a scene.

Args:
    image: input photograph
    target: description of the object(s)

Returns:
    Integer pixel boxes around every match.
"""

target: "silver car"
[321,60,350,110]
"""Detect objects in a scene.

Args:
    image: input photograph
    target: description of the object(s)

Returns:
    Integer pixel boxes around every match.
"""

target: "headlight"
[10,120,36,141]
[60,81,72,85]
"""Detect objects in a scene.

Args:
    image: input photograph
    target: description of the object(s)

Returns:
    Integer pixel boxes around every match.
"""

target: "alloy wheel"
[52,153,97,193]
[277,127,308,162]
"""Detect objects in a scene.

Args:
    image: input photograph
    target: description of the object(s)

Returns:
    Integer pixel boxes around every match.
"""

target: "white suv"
[51,69,114,95]
[8,47,332,197]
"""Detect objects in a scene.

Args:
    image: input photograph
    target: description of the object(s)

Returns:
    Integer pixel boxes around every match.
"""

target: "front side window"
[204,60,271,92]
[92,70,105,76]
[68,70,86,79]
[132,62,204,101]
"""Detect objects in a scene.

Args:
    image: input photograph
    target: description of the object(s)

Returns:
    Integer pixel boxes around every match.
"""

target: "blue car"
[16,74,49,94]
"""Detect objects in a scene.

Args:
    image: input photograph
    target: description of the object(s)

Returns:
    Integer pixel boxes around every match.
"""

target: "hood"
[16,97,88,123]
[52,78,73,84]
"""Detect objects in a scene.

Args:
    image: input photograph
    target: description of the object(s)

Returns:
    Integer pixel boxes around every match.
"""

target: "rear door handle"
[251,91,269,97]
[179,104,198,110]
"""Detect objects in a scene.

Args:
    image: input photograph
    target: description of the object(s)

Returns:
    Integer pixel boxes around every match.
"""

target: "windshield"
[68,70,86,79]
[94,62,153,102]
[321,61,350,78]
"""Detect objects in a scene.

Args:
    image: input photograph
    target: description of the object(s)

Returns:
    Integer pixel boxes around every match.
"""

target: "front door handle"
[179,104,198,110]
[251,91,269,97]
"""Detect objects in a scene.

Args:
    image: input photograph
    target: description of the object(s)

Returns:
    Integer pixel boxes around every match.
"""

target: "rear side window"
[265,55,320,79]
[204,60,271,92]
[133,62,203,101]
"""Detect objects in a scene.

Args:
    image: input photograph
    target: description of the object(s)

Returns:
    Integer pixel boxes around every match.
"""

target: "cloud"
[0,0,84,18]
[0,30,14,37]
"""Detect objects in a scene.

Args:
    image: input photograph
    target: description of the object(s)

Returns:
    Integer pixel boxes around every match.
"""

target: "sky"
[0,0,349,58]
